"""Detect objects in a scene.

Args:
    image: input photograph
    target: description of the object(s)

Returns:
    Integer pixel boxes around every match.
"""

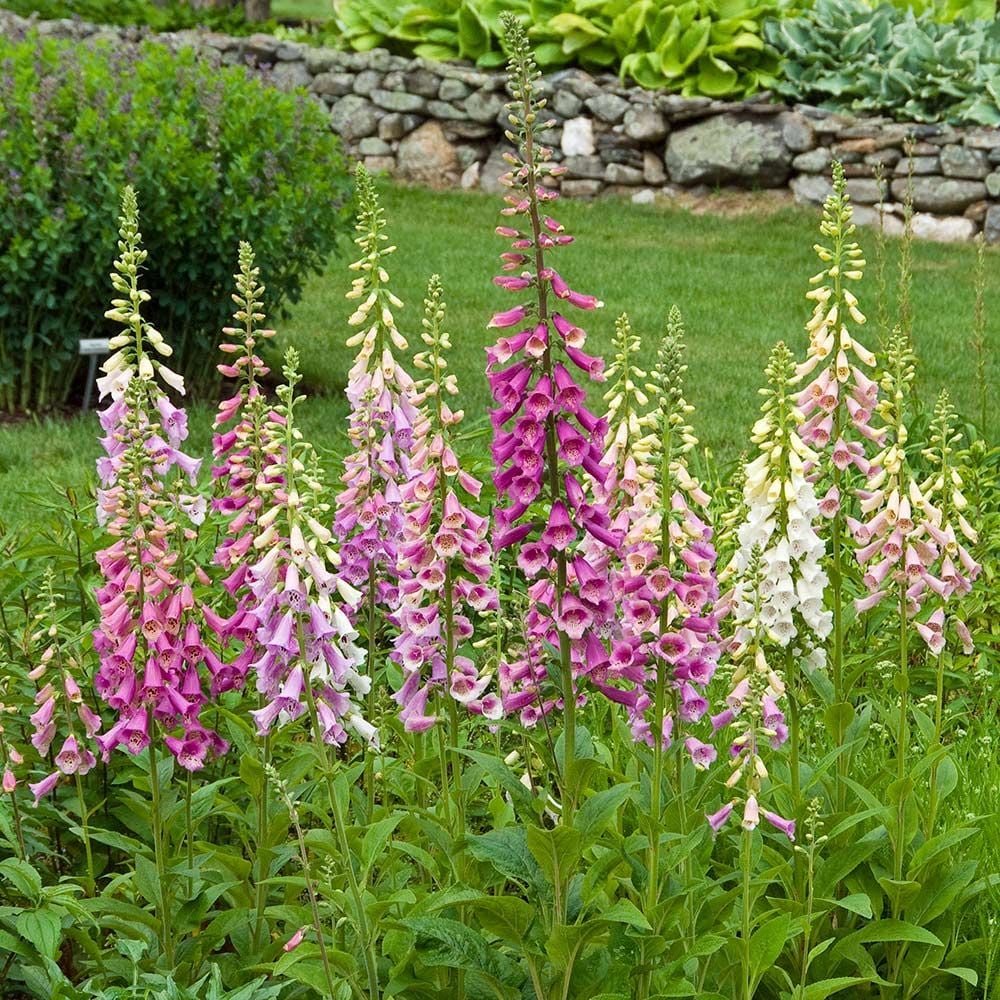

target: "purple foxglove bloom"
[763,810,796,841]
[28,771,61,805]
[707,801,734,832]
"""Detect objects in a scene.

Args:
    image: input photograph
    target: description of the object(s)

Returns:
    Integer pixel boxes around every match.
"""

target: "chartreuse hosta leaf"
[333,0,788,95]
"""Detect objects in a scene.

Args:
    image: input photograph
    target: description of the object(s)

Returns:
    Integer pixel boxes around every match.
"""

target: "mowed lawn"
[0,183,996,529]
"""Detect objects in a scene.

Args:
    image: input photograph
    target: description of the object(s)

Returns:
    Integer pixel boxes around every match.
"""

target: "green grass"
[0,183,996,529]
[271,0,334,20]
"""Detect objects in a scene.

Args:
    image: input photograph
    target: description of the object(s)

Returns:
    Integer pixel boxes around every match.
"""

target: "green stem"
[893,579,910,889]
[796,839,816,991]
[185,769,194,894]
[365,568,378,823]
[252,730,271,951]
[302,680,381,998]
[289,803,340,1000]
[7,788,25,862]
[785,646,800,804]
[147,735,174,967]
[742,829,753,1000]
[74,772,95,895]
[925,653,946,840]
[435,720,453,832]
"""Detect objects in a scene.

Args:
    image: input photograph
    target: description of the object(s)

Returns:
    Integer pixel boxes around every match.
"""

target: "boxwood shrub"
[0,32,351,412]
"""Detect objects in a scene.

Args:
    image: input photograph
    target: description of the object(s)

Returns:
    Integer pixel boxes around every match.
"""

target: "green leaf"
[458,749,534,812]
[750,913,791,986]
[797,977,871,1000]
[932,754,959,803]
[402,916,523,987]
[600,898,652,931]
[576,783,633,848]
[0,858,42,900]
[846,919,943,947]
[466,827,549,896]
[526,825,582,889]
[832,893,874,919]
[909,825,976,874]
[467,896,535,945]
[17,908,62,959]
[362,812,404,870]
[133,853,160,906]
[823,702,857,742]
[545,918,606,970]
[815,829,885,897]
[938,967,977,987]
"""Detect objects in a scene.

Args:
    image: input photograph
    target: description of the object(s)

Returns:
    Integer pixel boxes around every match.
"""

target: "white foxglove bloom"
[726,342,831,651]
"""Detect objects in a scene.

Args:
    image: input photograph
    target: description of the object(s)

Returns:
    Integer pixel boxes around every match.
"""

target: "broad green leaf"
[909,825,976,874]
[527,825,582,889]
[467,896,535,945]
[458,749,534,812]
[750,913,791,985]
[942,966,978,986]
[826,893,874,919]
[600,898,652,931]
[797,977,871,1000]
[847,919,942,947]
[362,812,404,870]
[815,829,885,897]
[545,918,606,970]
[466,827,549,896]
[932,754,959,803]
[17,908,61,959]
[0,858,42,900]
[402,916,523,987]
[576,783,634,848]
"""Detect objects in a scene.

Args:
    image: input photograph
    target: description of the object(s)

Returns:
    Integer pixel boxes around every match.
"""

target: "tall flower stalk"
[207,242,283,949]
[850,340,980,895]
[491,14,621,820]
[248,349,381,997]
[92,188,221,964]
[794,163,875,810]
[601,311,719,992]
[393,276,499,833]
[919,392,977,840]
[725,342,830,803]
[336,164,419,818]
[711,542,796,1000]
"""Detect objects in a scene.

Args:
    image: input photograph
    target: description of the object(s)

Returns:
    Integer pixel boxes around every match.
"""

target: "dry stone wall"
[6,8,1000,243]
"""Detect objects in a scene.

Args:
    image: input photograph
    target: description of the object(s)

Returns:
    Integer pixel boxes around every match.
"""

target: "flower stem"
[520,77,577,820]
[288,798,340,1000]
[74,772,95,895]
[925,653,946,839]
[784,646,800,804]
[741,828,753,1000]
[252,730,271,951]
[302,680,381,998]
[147,735,174,967]
[364,568,378,823]
[893,578,910,889]
[185,769,194,894]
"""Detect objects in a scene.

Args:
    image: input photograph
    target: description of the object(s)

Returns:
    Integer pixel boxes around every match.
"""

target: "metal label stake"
[79,338,111,411]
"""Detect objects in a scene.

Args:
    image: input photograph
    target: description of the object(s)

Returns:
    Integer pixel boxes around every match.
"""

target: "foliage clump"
[0,33,351,412]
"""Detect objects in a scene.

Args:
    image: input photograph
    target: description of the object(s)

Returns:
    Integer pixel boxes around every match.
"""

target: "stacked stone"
[4,7,1000,242]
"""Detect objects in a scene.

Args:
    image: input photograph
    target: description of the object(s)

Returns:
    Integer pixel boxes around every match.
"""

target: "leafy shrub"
[333,0,791,95]
[2,0,254,33]
[766,0,1000,122]
[0,33,351,412]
